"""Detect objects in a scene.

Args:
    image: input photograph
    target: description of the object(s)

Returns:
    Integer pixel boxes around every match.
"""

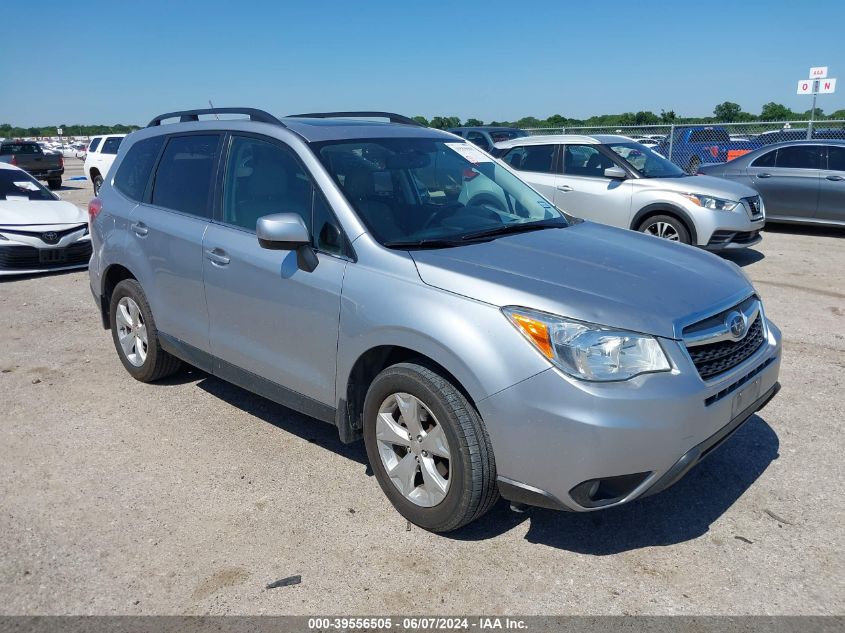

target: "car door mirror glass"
[604,166,627,179]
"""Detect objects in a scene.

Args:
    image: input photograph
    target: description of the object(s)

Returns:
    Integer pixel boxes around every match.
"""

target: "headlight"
[683,193,738,211]
[503,307,670,381]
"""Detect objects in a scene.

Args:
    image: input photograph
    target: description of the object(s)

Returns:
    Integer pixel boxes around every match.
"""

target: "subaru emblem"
[726,311,747,339]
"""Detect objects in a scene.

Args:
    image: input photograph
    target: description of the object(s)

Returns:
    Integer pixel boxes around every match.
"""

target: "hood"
[0,199,87,227]
[651,174,756,200]
[410,222,753,339]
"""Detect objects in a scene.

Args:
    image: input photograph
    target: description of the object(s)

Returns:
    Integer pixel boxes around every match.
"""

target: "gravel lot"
[1,159,843,615]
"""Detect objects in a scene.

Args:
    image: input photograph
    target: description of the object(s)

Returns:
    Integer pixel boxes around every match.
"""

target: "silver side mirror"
[256,213,317,272]
[604,166,627,179]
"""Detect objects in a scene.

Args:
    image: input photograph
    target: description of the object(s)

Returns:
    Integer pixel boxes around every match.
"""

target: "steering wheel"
[420,203,462,231]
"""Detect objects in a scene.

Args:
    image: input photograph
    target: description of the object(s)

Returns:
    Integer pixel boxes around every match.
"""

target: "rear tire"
[92,174,104,195]
[47,178,62,190]
[109,279,181,382]
[638,214,691,244]
[363,361,498,532]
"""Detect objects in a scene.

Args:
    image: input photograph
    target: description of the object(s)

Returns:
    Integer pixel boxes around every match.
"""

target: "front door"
[202,134,349,407]
[556,144,632,227]
[817,145,845,223]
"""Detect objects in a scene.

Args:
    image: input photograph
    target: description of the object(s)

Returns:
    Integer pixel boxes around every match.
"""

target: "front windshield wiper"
[382,238,470,250]
[459,218,568,242]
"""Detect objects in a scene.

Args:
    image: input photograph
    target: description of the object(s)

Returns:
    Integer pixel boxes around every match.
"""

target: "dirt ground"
[1,159,843,615]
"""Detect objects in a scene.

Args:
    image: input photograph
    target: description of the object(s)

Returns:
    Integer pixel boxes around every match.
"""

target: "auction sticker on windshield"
[445,142,492,164]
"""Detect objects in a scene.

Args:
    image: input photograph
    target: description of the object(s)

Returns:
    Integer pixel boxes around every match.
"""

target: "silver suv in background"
[88,109,781,532]
[490,135,765,249]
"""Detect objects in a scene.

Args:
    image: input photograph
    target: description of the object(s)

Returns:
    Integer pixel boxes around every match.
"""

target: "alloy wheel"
[643,221,680,241]
[115,297,148,367]
[375,392,451,507]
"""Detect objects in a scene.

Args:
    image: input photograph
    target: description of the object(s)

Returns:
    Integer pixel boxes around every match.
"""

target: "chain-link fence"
[523,120,845,174]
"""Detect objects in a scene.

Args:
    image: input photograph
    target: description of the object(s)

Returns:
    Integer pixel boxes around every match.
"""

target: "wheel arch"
[336,344,477,444]
[630,203,698,245]
[98,263,138,329]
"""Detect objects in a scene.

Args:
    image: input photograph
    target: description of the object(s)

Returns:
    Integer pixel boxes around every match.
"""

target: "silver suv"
[490,134,765,249]
[88,108,782,532]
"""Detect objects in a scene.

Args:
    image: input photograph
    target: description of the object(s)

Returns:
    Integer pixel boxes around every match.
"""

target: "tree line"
[0,123,141,138]
[4,101,844,137]
[414,102,845,129]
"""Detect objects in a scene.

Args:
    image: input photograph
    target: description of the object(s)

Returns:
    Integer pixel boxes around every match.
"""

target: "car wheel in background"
[92,174,104,195]
[363,361,499,532]
[109,279,181,382]
[47,179,62,190]
[638,214,691,244]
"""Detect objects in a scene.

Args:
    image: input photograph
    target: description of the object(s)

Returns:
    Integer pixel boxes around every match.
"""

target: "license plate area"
[731,377,762,418]
[39,249,66,264]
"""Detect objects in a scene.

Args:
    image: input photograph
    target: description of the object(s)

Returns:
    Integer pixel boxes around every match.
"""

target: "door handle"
[130,222,148,237]
[205,248,230,266]
[757,173,772,179]
[556,184,574,192]
[826,174,844,181]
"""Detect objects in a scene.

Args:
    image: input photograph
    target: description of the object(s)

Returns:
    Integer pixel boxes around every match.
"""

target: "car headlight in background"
[682,193,738,211]
[503,307,670,381]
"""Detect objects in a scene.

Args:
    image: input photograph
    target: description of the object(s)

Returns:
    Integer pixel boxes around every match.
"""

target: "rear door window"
[151,134,221,217]
[101,136,123,155]
[113,136,165,201]
[774,145,822,169]
[503,145,556,173]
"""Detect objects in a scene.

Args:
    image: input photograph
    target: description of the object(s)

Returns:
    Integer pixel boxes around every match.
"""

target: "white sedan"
[0,162,91,276]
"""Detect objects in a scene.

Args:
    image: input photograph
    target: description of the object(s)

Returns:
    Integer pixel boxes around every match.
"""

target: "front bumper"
[478,318,782,512]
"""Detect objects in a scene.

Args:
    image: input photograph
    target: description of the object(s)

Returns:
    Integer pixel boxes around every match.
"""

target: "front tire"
[109,279,181,382]
[47,178,62,190]
[363,361,498,532]
[638,214,691,244]
[687,156,701,175]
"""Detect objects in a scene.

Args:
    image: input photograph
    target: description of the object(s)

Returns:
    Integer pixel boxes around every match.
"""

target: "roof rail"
[286,111,424,127]
[147,107,284,127]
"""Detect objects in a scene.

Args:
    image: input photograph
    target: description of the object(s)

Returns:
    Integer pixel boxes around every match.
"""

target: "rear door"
[556,144,632,226]
[498,143,558,201]
[128,133,220,358]
[747,145,822,220]
[202,133,348,406]
[817,145,845,223]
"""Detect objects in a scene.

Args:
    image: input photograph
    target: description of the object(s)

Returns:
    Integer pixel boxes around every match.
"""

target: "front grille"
[687,315,765,380]
[0,242,92,270]
[0,226,85,244]
[743,196,763,220]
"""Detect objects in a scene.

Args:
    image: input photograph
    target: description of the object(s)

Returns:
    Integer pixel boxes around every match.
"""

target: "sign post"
[797,67,836,140]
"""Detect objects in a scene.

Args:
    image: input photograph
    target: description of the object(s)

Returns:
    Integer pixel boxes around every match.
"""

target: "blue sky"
[2,0,843,126]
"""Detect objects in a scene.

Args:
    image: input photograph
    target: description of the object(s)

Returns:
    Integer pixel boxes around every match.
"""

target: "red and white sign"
[810,66,828,79]
[797,80,815,95]
[818,78,837,94]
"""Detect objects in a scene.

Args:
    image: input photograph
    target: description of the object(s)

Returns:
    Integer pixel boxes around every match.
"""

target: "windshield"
[315,138,566,246]
[607,142,686,178]
[0,170,57,201]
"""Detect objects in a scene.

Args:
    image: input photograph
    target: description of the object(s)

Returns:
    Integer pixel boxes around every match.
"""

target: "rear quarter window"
[88,137,102,153]
[113,136,165,201]
[101,137,123,155]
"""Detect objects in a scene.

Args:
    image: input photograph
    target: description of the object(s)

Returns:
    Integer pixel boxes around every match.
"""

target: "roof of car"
[282,117,452,142]
[493,134,600,148]
[753,138,845,149]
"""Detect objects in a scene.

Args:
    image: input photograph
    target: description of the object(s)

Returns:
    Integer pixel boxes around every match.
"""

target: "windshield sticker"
[444,142,492,164]
[13,181,40,192]
[5,195,30,201]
